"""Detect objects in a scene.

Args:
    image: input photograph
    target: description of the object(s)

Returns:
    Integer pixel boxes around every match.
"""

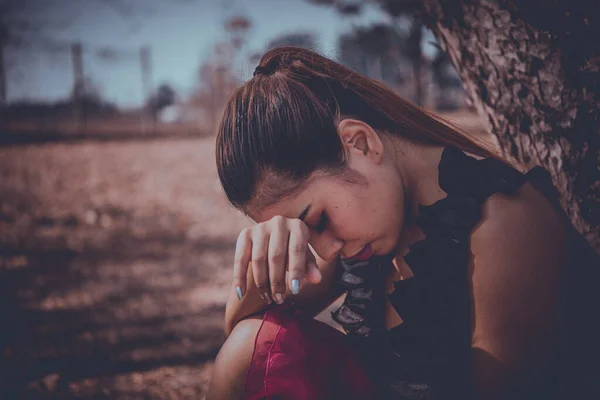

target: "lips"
[343,243,373,261]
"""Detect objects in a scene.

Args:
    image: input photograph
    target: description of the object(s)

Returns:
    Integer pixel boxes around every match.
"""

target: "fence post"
[0,39,6,127]
[71,43,86,134]
[140,46,155,134]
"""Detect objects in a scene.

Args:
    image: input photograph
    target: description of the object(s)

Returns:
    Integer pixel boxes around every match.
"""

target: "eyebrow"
[298,204,311,221]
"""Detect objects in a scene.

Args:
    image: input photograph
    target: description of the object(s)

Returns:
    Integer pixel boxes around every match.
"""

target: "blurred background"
[0,0,490,398]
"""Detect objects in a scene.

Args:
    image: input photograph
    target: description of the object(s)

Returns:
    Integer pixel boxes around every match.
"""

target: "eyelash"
[315,212,328,233]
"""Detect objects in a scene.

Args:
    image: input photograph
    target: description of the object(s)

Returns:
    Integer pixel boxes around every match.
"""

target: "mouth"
[342,243,373,261]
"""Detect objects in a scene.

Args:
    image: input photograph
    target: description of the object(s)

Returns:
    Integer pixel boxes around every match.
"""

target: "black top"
[331,146,600,399]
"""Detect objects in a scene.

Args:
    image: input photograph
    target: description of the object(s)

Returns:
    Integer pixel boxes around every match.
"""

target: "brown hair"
[216,46,513,212]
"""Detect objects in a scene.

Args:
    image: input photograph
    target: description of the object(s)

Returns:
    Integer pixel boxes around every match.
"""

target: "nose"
[309,229,343,261]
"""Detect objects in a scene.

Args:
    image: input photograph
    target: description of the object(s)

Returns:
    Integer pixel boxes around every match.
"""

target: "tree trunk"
[418,0,600,252]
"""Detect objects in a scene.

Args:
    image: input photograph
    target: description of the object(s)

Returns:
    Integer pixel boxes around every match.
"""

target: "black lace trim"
[331,254,391,336]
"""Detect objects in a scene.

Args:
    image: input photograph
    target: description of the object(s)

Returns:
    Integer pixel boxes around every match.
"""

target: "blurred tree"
[337,24,411,90]
[191,15,250,133]
[69,76,102,117]
[0,0,177,42]
[225,15,252,51]
[191,61,239,133]
[267,32,317,51]
[430,50,460,91]
[309,0,600,251]
[430,48,464,111]
[247,33,317,66]
[146,83,177,115]
[0,0,191,106]
[310,0,429,106]
[308,0,364,16]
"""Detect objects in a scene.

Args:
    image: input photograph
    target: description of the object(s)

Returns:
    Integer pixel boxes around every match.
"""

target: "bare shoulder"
[207,316,263,400]
[471,179,566,268]
[468,180,567,397]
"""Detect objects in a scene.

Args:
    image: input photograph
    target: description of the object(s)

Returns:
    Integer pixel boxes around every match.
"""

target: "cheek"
[328,185,402,239]
[327,203,368,238]
[344,205,384,238]
[370,186,406,236]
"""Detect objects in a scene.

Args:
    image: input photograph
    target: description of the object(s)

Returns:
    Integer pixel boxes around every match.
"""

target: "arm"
[469,183,566,399]
[224,249,344,336]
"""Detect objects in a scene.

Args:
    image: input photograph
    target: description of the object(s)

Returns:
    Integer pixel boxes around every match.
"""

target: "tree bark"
[418,0,600,252]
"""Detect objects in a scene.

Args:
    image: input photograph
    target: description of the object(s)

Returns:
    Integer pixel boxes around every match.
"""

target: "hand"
[233,216,322,305]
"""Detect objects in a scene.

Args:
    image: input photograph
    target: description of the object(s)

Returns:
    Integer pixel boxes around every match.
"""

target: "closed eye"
[316,212,328,233]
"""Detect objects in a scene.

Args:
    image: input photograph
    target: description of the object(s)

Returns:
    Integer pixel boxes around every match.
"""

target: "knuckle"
[235,254,247,264]
[270,280,284,290]
[289,243,306,255]
[299,222,309,235]
[271,215,286,225]
[239,227,251,239]
[252,224,266,237]
[233,256,246,266]
[251,255,267,264]
[290,216,306,228]
[268,249,285,262]
[233,271,245,281]
[291,221,308,237]
[288,218,302,229]
[255,282,269,290]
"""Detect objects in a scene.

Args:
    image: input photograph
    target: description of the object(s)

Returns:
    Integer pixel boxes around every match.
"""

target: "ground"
[0,111,487,399]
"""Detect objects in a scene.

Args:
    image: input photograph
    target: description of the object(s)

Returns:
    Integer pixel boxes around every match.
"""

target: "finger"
[252,225,272,304]
[268,217,289,304]
[287,219,308,295]
[304,248,322,284]
[305,260,322,284]
[233,228,252,300]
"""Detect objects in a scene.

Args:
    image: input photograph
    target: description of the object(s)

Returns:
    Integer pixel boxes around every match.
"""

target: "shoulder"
[468,180,567,396]
[206,316,263,400]
[471,178,566,271]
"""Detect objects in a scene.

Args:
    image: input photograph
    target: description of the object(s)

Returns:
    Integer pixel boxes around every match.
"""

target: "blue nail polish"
[291,279,299,295]
[236,286,243,300]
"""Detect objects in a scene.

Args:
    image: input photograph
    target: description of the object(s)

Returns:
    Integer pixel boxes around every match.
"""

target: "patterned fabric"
[331,253,391,337]
[331,146,530,399]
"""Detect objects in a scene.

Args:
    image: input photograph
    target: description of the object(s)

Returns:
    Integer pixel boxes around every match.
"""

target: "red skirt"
[243,304,381,400]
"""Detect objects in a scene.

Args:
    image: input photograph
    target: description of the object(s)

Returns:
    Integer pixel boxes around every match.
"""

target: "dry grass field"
[0,115,205,146]
[0,111,488,399]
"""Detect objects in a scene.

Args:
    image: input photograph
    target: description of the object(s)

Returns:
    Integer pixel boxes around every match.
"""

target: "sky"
[5,0,391,107]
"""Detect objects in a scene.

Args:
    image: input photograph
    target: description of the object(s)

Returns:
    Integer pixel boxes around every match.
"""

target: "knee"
[207,316,263,399]
[223,316,263,362]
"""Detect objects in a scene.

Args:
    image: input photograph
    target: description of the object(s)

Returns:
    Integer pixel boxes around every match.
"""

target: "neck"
[395,142,448,223]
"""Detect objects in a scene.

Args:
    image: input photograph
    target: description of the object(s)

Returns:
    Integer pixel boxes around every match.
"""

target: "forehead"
[246,166,368,223]
[246,171,332,223]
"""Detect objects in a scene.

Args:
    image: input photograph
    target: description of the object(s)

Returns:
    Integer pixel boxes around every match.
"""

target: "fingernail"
[261,292,272,304]
[236,286,243,301]
[291,279,299,295]
[274,293,284,305]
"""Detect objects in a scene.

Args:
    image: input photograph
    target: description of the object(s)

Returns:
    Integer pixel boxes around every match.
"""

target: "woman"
[207,47,600,399]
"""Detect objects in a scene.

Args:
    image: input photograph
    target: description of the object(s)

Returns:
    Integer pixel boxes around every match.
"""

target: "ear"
[337,119,384,164]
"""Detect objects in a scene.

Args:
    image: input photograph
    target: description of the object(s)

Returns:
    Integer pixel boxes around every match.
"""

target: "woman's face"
[247,119,407,261]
